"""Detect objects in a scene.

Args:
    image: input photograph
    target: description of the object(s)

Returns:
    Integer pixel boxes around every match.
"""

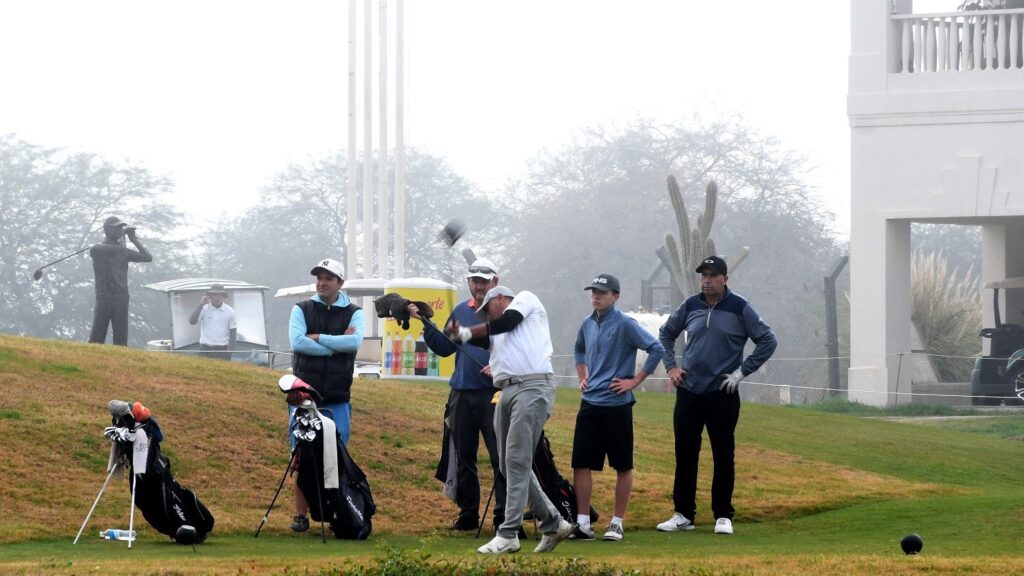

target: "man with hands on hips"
[656,256,776,536]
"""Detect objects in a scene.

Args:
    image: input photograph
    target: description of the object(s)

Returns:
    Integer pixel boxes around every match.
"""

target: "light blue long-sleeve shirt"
[574,306,665,406]
[289,292,365,356]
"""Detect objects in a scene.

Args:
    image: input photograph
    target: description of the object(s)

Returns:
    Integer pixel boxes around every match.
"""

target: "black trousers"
[673,388,741,521]
[449,388,506,519]
[88,296,129,346]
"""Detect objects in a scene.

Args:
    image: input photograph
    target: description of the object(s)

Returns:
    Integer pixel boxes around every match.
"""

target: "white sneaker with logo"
[534,519,574,553]
[714,518,734,535]
[477,534,521,554]
[656,512,695,532]
[602,523,624,541]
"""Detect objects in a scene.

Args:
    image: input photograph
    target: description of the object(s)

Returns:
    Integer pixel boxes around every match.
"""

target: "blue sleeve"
[289,305,332,356]
[421,317,458,358]
[628,321,665,374]
[318,309,365,353]
[739,304,778,376]
[658,303,687,371]
[573,321,587,365]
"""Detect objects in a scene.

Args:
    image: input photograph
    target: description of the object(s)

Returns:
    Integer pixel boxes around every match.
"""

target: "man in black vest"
[286,258,364,533]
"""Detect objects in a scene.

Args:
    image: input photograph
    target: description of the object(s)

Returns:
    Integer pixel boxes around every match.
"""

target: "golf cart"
[970,277,1024,406]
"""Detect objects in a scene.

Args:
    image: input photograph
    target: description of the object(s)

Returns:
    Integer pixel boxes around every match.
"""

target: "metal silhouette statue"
[88,216,152,346]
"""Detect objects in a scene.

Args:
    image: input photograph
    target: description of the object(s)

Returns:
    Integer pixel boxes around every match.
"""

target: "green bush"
[911,251,981,382]
[327,548,644,576]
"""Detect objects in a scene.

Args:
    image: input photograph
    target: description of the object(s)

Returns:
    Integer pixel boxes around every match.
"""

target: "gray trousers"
[494,374,561,538]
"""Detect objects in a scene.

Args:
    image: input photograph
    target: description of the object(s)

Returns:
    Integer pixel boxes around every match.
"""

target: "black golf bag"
[112,410,215,543]
[294,406,376,540]
[532,431,598,523]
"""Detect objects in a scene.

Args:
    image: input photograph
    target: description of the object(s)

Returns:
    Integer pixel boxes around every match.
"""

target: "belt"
[493,373,551,389]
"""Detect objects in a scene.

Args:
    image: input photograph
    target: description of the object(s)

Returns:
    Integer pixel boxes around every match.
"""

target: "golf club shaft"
[476,481,495,539]
[73,461,119,544]
[37,245,91,271]
[421,316,489,371]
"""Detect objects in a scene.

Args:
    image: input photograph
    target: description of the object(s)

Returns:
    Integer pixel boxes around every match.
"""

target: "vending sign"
[381,278,457,380]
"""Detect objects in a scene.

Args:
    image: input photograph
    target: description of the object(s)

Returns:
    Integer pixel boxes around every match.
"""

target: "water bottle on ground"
[100,528,136,541]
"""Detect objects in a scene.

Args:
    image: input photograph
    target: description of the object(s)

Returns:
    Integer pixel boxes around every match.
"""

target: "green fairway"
[1,335,1023,574]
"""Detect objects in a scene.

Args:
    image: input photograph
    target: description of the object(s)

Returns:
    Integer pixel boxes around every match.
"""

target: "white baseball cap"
[466,258,499,280]
[310,258,345,280]
[476,285,515,317]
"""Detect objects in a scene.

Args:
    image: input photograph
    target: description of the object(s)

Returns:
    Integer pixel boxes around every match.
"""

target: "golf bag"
[294,405,376,540]
[532,431,598,523]
[106,402,214,543]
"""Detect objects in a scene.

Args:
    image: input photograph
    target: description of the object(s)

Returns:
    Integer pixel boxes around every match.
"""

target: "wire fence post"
[824,255,849,397]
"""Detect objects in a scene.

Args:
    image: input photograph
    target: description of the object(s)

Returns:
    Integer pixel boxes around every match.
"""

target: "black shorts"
[571,400,634,472]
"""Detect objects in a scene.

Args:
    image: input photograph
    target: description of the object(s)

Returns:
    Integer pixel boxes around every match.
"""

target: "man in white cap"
[188,283,237,361]
[447,285,574,554]
[408,257,507,533]
[286,258,364,533]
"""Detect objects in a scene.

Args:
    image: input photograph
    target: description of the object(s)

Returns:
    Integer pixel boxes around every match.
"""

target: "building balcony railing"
[892,8,1024,73]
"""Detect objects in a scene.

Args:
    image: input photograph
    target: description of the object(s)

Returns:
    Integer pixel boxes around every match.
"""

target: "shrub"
[911,251,981,382]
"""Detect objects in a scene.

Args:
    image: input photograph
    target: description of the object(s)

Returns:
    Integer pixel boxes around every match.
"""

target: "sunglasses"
[468,266,495,275]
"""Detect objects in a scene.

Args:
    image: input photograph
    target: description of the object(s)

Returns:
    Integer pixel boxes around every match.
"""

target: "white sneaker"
[714,518,734,535]
[602,523,624,541]
[656,512,695,532]
[533,519,574,553]
[477,534,521,554]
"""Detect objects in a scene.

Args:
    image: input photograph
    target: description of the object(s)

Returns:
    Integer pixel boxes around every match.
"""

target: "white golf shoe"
[534,519,574,553]
[477,534,521,554]
[714,518,734,534]
[656,512,695,532]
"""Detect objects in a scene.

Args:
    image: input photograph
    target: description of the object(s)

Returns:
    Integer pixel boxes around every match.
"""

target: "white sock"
[611,516,623,527]
[576,514,590,530]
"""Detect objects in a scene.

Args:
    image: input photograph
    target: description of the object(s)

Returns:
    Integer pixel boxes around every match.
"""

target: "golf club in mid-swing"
[32,246,92,281]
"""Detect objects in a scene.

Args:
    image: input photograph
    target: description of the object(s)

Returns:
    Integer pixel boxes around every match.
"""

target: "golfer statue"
[88,216,152,346]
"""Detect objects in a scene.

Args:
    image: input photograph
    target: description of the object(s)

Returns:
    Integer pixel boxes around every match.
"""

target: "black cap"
[584,273,620,293]
[695,256,727,275]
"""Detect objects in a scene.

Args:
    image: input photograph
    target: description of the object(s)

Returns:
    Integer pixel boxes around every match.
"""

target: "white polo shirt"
[488,290,553,381]
[198,303,237,346]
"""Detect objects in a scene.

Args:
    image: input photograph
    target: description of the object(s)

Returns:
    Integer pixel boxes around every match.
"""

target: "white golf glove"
[719,368,744,394]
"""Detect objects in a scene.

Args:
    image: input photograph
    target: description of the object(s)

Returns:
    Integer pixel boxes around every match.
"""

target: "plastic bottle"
[414,333,428,376]
[402,334,415,375]
[100,529,136,541]
[383,333,393,375]
[391,334,403,375]
[427,348,440,377]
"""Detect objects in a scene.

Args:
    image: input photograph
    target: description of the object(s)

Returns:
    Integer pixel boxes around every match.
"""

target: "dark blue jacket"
[659,287,777,394]
[421,299,495,392]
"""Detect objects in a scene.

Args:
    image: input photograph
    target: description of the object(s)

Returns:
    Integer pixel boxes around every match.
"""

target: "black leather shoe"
[450,514,480,531]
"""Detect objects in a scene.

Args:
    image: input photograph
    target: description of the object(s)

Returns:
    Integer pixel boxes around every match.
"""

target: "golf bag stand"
[253,449,298,538]
[73,447,129,544]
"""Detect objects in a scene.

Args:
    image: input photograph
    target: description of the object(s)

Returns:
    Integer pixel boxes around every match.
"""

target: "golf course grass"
[1,334,1022,574]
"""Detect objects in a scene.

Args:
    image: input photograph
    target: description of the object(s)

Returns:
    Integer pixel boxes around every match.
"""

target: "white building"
[849,0,1024,405]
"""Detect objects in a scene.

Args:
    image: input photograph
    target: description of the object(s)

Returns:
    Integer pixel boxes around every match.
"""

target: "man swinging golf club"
[88,216,152,346]
[446,286,574,554]
[407,258,507,533]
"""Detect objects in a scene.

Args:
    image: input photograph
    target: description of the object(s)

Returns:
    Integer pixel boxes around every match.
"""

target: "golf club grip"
[421,316,488,371]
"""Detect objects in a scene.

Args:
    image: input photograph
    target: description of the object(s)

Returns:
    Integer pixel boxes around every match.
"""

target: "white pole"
[362,0,374,278]
[378,0,389,280]
[346,0,358,279]
[394,0,405,279]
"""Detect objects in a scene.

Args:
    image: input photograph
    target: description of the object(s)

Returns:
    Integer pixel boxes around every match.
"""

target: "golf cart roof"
[274,278,388,299]
[144,278,268,293]
[983,277,1024,290]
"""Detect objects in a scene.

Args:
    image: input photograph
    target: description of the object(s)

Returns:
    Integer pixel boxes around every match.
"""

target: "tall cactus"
[664,176,718,296]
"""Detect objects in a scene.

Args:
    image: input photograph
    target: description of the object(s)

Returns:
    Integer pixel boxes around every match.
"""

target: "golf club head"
[439,218,467,248]
[900,533,923,555]
[32,269,43,281]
